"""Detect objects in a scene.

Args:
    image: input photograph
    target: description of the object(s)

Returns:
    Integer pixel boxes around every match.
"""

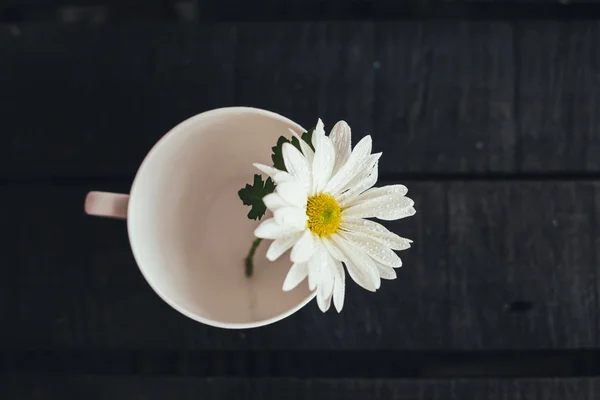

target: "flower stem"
[245,238,263,277]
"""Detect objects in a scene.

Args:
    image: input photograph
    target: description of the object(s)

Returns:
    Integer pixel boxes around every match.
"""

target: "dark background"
[2,0,600,398]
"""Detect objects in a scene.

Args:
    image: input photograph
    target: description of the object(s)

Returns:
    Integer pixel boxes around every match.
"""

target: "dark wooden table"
[2,1,600,398]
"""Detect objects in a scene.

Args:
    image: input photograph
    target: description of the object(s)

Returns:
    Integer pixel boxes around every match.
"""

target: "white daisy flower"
[253,119,415,312]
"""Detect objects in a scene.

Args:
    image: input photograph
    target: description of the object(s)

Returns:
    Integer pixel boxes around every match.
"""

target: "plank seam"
[3,350,600,378]
[9,4,600,22]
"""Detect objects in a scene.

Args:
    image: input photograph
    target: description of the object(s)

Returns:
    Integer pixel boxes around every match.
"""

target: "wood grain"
[0,181,596,350]
[0,23,237,178]
[1,0,173,7]
[0,22,517,177]
[6,21,600,177]
[0,375,598,399]
[5,0,600,24]
[448,182,598,349]
[5,0,600,7]
[519,22,600,172]
[373,22,515,174]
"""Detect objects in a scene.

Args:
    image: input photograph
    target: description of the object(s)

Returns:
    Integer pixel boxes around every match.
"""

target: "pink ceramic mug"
[85,107,315,329]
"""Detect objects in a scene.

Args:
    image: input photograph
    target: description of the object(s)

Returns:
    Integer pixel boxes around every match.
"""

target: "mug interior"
[127,107,315,328]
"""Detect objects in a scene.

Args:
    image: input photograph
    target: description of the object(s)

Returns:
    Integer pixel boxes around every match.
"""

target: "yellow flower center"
[306,193,342,237]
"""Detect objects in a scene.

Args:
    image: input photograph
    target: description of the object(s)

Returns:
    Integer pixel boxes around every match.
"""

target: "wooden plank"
[1,0,173,6]
[0,181,596,350]
[237,22,515,174]
[193,0,600,21]
[0,23,237,178]
[0,375,598,399]
[462,0,600,2]
[0,22,516,177]
[4,0,600,7]
[448,181,597,349]
[0,0,177,22]
[373,22,515,174]
[3,349,600,377]
[5,0,600,24]
[6,21,596,176]
[519,22,600,172]
[234,22,378,149]
[0,181,448,350]
[6,21,598,176]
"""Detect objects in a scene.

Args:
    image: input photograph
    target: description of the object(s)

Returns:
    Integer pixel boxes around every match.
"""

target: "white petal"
[319,254,335,299]
[329,120,352,173]
[343,190,415,221]
[266,231,303,261]
[273,207,307,231]
[307,250,325,291]
[291,230,316,263]
[340,219,412,251]
[289,128,315,164]
[337,153,381,206]
[275,181,307,208]
[282,262,309,291]
[340,231,402,268]
[331,235,380,291]
[307,241,331,289]
[317,290,332,312]
[321,236,346,262]
[254,218,299,239]
[345,255,380,292]
[339,168,378,207]
[311,136,335,194]
[311,118,325,149]
[252,163,292,184]
[375,261,397,280]
[252,163,279,176]
[403,207,417,219]
[316,255,335,312]
[282,143,311,193]
[344,184,407,208]
[262,193,289,211]
[324,135,373,196]
[332,259,345,312]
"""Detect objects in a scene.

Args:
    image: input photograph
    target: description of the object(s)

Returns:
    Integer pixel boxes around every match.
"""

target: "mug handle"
[84,191,129,220]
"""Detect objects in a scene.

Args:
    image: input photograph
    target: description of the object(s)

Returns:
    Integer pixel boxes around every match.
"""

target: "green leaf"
[271,136,291,171]
[239,126,316,221]
[238,174,276,220]
[271,127,316,172]
[290,136,302,152]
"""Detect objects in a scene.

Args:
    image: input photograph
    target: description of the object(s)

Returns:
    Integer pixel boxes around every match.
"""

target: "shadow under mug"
[85,107,315,329]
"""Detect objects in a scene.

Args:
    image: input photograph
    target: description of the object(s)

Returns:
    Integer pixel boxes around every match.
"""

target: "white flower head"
[253,119,415,312]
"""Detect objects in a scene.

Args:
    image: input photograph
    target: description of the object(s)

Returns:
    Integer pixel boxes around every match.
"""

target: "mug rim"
[127,106,317,329]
